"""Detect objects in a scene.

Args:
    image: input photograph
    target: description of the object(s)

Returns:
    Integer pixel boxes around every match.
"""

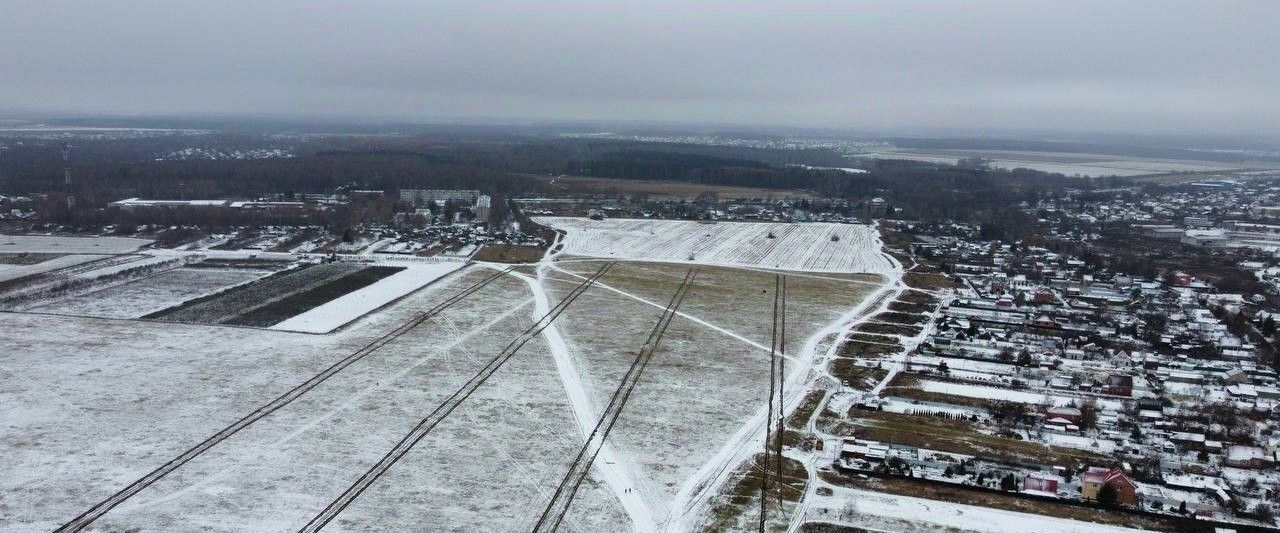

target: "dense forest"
[0,130,1111,240]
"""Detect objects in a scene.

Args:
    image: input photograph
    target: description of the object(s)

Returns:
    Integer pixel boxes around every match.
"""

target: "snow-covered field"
[24,267,273,319]
[0,253,110,283]
[0,234,152,254]
[807,485,1141,532]
[271,262,465,333]
[0,266,627,532]
[0,222,1129,532]
[920,380,1126,411]
[537,260,883,529]
[535,217,892,273]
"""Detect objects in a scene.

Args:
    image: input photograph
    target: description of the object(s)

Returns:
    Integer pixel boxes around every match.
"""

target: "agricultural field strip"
[784,278,921,533]
[506,260,660,531]
[537,258,872,529]
[297,263,614,533]
[767,245,947,532]
[543,262,813,363]
[738,266,885,287]
[0,256,185,312]
[67,254,173,278]
[225,266,404,327]
[109,295,538,518]
[212,264,368,325]
[535,217,891,274]
[813,486,1141,533]
[13,253,147,285]
[155,263,362,325]
[531,268,697,533]
[0,234,153,254]
[0,254,111,283]
[26,267,271,319]
[665,271,896,531]
[53,265,515,533]
[663,226,901,531]
[270,262,465,334]
[918,380,1125,411]
[780,266,964,532]
[427,304,595,533]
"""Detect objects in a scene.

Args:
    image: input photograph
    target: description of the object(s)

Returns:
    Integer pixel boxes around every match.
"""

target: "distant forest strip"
[1,132,1116,242]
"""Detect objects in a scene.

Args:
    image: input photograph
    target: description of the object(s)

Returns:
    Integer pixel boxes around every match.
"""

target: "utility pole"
[0,145,8,193]
[63,143,76,215]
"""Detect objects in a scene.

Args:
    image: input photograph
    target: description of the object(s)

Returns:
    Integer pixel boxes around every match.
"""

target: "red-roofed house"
[1081,467,1139,506]
[1105,374,1134,397]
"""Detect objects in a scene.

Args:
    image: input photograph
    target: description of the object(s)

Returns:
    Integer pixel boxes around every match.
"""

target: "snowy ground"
[1,258,891,531]
[806,485,1141,532]
[0,266,625,532]
[536,259,883,529]
[0,234,152,254]
[24,267,273,319]
[0,254,110,283]
[919,380,1126,411]
[0,221,1130,532]
[535,217,893,273]
[270,262,465,333]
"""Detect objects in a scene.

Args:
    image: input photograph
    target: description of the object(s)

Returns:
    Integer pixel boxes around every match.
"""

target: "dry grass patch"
[845,332,902,344]
[873,311,928,325]
[704,454,809,532]
[904,272,957,290]
[898,290,939,305]
[853,322,921,337]
[0,253,63,265]
[787,390,828,429]
[887,300,936,314]
[829,359,888,389]
[844,410,1110,467]
[472,244,547,263]
[822,476,1181,532]
[886,387,995,411]
[838,341,901,358]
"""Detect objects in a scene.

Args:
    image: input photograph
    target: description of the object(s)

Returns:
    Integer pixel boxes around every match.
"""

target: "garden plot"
[271,261,465,333]
[149,262,379,327]
[225,266,404,327]
[0,268,626,532]
[0,234,152,254]
[536,217,892,274]
[919,380,1126,411]
[540,260,882,525]
[0,255,185,311]
[0,253,110,283]
[23,266,276,319]
[805,485,1142,533]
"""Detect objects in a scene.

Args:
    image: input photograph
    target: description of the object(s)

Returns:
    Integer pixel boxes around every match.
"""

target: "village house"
[1081,467,1140,506]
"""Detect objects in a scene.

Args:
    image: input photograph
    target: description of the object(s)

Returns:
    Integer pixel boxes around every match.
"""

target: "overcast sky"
[2,1,1277,136]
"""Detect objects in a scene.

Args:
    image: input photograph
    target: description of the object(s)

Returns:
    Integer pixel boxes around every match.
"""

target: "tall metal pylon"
[62,143,75,211]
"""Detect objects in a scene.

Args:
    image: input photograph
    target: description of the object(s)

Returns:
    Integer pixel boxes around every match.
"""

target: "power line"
[299,262,614,533]
[760,274,782,533]
[530,267,698,532]
[56,266,517,533]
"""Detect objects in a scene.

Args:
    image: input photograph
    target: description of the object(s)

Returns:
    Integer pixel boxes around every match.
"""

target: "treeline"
[3,131,1110,243]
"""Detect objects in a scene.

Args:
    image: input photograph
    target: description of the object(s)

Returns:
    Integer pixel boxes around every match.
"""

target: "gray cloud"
[1,0,1277,135]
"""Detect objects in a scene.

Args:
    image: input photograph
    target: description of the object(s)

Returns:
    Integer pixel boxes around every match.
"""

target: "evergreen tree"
[1016,350,1034,367]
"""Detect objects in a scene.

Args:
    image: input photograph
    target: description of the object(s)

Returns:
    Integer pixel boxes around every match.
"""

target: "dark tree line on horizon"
[1,132,1112,243]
